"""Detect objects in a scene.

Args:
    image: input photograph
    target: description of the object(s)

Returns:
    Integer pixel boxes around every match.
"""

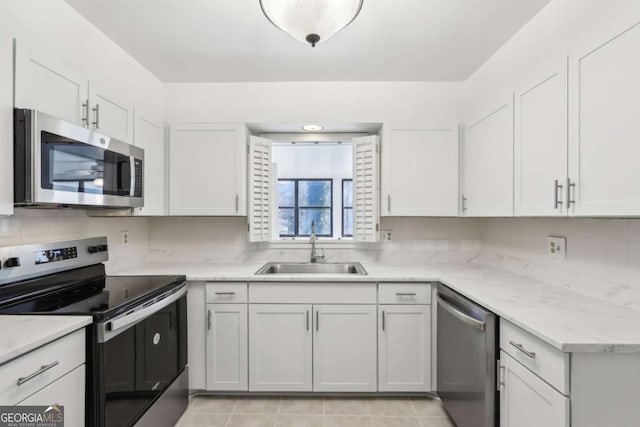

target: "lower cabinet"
[500,351,569,427]
[206,303,248,391]
[313,305,377,392]
[249,304,312,392]
[378,305,431,392]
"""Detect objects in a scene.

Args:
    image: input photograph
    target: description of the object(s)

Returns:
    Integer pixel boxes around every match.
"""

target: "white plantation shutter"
[248,136,273,242]
[352,135,380,242]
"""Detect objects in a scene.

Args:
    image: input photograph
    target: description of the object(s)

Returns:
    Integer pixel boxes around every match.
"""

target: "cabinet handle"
[387,194,391,213]
[461,195,467,213]
[235,194,239,212]
[554,179,564,209]
[207,309,212,330]
[214,292,236,296]
[315,311,319,331]
[509,340,536,359]
[566,178,576,208]
[396,292,417,297]
[82,100,89,127]
[92,103,100,129]
[17,361,59,386]
[497,360,505,391]
[306,310,309,331]
[382,310,385,331]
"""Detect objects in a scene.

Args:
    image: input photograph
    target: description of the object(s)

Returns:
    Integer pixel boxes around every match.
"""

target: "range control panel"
[0,237,108,284]
[34,246,78,265]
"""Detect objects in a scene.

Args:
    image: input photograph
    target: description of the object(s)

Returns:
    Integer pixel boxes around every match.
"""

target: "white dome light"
[260,0,364,47]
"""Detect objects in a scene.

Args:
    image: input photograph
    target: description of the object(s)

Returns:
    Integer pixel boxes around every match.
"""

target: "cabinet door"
[169,123,247,216]
[568,22,640,216]
[206,304,248,391]
[313,305,377,392]
[133,114,166,216]
[378,305,431,392]
[14,40,88,126]
[462,97,514,216]
[249,304,312,392]
[384,129,458,216]
[88,82,134,143]
[514,56,568,216]
[18,365,85,427]
[500,351,569,427]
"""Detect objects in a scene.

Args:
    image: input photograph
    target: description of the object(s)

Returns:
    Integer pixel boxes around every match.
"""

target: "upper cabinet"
[15,40,136,143]
[382,129,458,216]
[514,56,568,216]
[567,22,640,216]
[461,95,514,217]
[133,113,166,216]
[168,123,247,216]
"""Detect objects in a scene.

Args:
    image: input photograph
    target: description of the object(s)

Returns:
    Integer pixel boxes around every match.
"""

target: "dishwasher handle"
[437,295,485,331]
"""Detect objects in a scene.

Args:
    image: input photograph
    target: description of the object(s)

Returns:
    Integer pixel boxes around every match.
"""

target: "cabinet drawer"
[206,283,248,303]
[249,283,377,304]
[0,328,85,405]
[378,283,432,304]
[500,320,569,394]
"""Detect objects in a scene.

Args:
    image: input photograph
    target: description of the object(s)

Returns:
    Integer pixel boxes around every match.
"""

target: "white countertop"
[0,315,92,365]
[115,262,640,354]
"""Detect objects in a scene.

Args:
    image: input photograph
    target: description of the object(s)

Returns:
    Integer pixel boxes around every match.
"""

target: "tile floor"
[176,396,455,427]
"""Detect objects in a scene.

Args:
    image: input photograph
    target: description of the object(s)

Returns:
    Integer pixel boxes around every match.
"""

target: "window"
[342,179,353,237]
[278,179,333,237]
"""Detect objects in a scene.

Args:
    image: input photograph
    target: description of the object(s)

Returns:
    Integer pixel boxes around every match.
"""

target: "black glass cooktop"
[0,264,186,322]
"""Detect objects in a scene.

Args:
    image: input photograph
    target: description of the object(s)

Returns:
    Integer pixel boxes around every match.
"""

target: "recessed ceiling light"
[302,124,323,132]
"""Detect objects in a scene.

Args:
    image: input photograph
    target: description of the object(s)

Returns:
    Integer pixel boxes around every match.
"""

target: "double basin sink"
[255,262,367,275]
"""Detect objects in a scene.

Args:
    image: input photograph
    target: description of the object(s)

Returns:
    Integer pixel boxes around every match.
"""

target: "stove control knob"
[4,257,20,268]
[99,244,108,252]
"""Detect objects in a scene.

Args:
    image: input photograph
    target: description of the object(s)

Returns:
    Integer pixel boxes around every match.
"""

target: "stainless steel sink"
[255,262,367,275]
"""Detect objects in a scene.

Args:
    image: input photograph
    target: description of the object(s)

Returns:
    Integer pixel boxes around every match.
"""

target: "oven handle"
[102,284,187,341]
[437,295,485,331]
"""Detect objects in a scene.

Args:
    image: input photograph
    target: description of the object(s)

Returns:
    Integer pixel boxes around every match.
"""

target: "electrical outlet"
[548,236,566,260]
[382,230,392,242]
[121,231,130,247]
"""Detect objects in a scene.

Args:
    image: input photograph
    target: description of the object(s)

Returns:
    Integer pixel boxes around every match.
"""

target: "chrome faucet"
[309,220,325,263]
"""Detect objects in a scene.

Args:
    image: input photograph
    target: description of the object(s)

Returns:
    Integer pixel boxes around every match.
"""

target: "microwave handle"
[130,156,136,197]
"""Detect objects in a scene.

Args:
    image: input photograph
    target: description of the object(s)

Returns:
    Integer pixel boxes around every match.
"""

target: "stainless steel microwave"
[14,109,144,208]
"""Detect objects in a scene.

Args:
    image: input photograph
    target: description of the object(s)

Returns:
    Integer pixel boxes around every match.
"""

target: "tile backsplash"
[476,218,640,311]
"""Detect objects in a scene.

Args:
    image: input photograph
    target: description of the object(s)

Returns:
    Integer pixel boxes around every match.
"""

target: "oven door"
[94,287,187,427]
[16,109,144,208]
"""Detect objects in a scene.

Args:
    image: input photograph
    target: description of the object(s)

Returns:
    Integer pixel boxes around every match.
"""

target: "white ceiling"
[65,0,552,83]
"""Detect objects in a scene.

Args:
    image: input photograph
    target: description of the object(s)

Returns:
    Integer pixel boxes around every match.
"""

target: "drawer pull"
[396,292,417,297]
[17,361,59,386]
[215,292,236,296]
[509,341,536,359]
[382,310,385,331]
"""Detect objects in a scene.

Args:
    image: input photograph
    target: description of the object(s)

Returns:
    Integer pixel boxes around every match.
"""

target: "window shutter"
[248,136,272,242]
[352,135,380,242]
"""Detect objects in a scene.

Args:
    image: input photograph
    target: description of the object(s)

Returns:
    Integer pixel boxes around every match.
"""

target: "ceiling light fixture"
[259,0,364,47]
[302,124,323,131]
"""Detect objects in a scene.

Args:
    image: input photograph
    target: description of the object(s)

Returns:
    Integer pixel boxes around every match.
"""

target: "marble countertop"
[115,262,640,354]
[0,315,92,365]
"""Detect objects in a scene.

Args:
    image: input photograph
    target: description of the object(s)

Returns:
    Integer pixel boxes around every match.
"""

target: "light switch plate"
[548,236,566,260]
[381,230,392,242]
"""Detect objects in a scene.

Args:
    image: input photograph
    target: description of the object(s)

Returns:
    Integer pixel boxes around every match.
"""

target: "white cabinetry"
[383,129,458,216]
[15,41,135,143]
[500,351,569,427]
[169,123,247,216]
[568,22,640,216]
[313,305,377,392]
[378,305,431,392]
[249,304,312,392]
[206,303,247,391]
[514,56,568,216]
[462,96,514,216]
[133,114,166,216]
[0,329,86,425]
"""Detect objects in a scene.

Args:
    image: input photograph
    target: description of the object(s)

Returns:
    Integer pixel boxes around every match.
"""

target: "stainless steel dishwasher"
[437,284,498,427]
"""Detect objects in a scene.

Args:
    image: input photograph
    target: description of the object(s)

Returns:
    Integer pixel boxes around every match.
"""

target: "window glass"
[342,179,353,237]
[278,179,333,237]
